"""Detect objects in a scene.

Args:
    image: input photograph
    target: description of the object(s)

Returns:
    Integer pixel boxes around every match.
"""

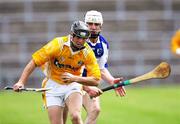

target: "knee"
[69,111,81,122]
[91,105,101,115]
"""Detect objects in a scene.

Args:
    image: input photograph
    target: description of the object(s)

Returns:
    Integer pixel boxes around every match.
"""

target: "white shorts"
[44,79,82,107]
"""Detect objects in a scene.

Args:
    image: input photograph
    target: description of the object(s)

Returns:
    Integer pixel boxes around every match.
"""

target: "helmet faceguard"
[71,21,90,39]
[85,10,103,38]
[70,21,90,50]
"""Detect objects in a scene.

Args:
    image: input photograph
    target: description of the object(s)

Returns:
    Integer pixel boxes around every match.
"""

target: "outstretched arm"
[13,59,36,91]
[101,68,126,97]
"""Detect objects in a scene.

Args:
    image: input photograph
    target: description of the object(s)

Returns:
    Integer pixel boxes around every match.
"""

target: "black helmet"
[71,21,90,39]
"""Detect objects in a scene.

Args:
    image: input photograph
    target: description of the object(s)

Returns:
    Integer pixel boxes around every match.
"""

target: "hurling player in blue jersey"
[82,10,126,124]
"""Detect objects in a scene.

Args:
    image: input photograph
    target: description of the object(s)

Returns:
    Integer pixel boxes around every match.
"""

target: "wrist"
[83,86,90,92]
[17,81,25,85]
[72,75,79,82]
[109,79,115,85]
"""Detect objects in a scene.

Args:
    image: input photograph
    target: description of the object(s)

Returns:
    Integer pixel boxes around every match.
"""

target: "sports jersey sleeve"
[32,38,61,66]
[171,30,180,55]
[84,49,101,80]
[98,42,109,69]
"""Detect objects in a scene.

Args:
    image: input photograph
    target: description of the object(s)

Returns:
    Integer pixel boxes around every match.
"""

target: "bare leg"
[83,93,100,124]
[63,105,68,124]
[65,92,83,124]
[47,106,64,124]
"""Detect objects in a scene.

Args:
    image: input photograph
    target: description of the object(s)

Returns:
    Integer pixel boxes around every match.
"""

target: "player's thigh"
[83,93,100,112]
[83,93,91,110]
[47,105,64,123]
[65,92,82,113]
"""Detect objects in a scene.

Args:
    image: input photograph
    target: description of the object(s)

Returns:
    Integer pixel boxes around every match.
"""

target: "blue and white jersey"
[87,35,109,69]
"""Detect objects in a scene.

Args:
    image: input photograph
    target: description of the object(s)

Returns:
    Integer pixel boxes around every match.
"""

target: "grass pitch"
[0,86,180,124]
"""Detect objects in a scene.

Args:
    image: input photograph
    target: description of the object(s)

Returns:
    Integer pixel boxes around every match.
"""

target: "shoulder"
[59,35,69,42]
[173,29,180,37]
[172,30,180,41]
[99,35,109,49]
[48,35,69,51]
[51,36,69,46]
[176,29,180,35]
[83,43,94,57]
[84,42,93,52]
[54,35,69,43]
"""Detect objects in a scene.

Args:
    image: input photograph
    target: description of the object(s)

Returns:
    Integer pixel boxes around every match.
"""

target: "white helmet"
[85,10,103,26]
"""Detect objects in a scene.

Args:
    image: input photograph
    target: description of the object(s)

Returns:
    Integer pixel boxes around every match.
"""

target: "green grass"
[0,86,180,124]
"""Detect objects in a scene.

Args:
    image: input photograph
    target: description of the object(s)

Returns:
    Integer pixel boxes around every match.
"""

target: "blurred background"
[0,0,180,88]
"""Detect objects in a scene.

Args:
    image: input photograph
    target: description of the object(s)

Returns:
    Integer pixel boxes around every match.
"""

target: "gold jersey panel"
[32,35,101,84]
[171,30,180,55]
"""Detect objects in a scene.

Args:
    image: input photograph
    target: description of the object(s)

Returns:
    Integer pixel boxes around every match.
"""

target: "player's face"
[72,35,87,49]
[87,22,101,35]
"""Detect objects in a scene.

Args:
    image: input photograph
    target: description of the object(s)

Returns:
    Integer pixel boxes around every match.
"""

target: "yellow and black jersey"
[32,35,101,84]
[171,29,180,55]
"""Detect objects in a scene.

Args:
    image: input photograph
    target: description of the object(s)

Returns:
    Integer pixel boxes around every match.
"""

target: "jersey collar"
[87,36,100,46]
[64,35,84,55]
[64,35,71,47]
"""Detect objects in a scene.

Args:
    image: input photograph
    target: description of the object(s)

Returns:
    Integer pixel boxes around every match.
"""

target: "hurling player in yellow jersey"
[63,10,126,124]
[171,29,180,56]
[13,21,101,124]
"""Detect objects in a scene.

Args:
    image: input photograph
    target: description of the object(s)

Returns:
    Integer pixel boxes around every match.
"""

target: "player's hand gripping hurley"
[102,62,171,92]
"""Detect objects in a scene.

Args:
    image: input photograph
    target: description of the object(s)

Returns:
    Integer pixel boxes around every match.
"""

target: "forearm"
[83,85,91,92]
[18,59,36,85]
[74,76,100,86]
[101,68,114,84]
[101,68,126,96]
